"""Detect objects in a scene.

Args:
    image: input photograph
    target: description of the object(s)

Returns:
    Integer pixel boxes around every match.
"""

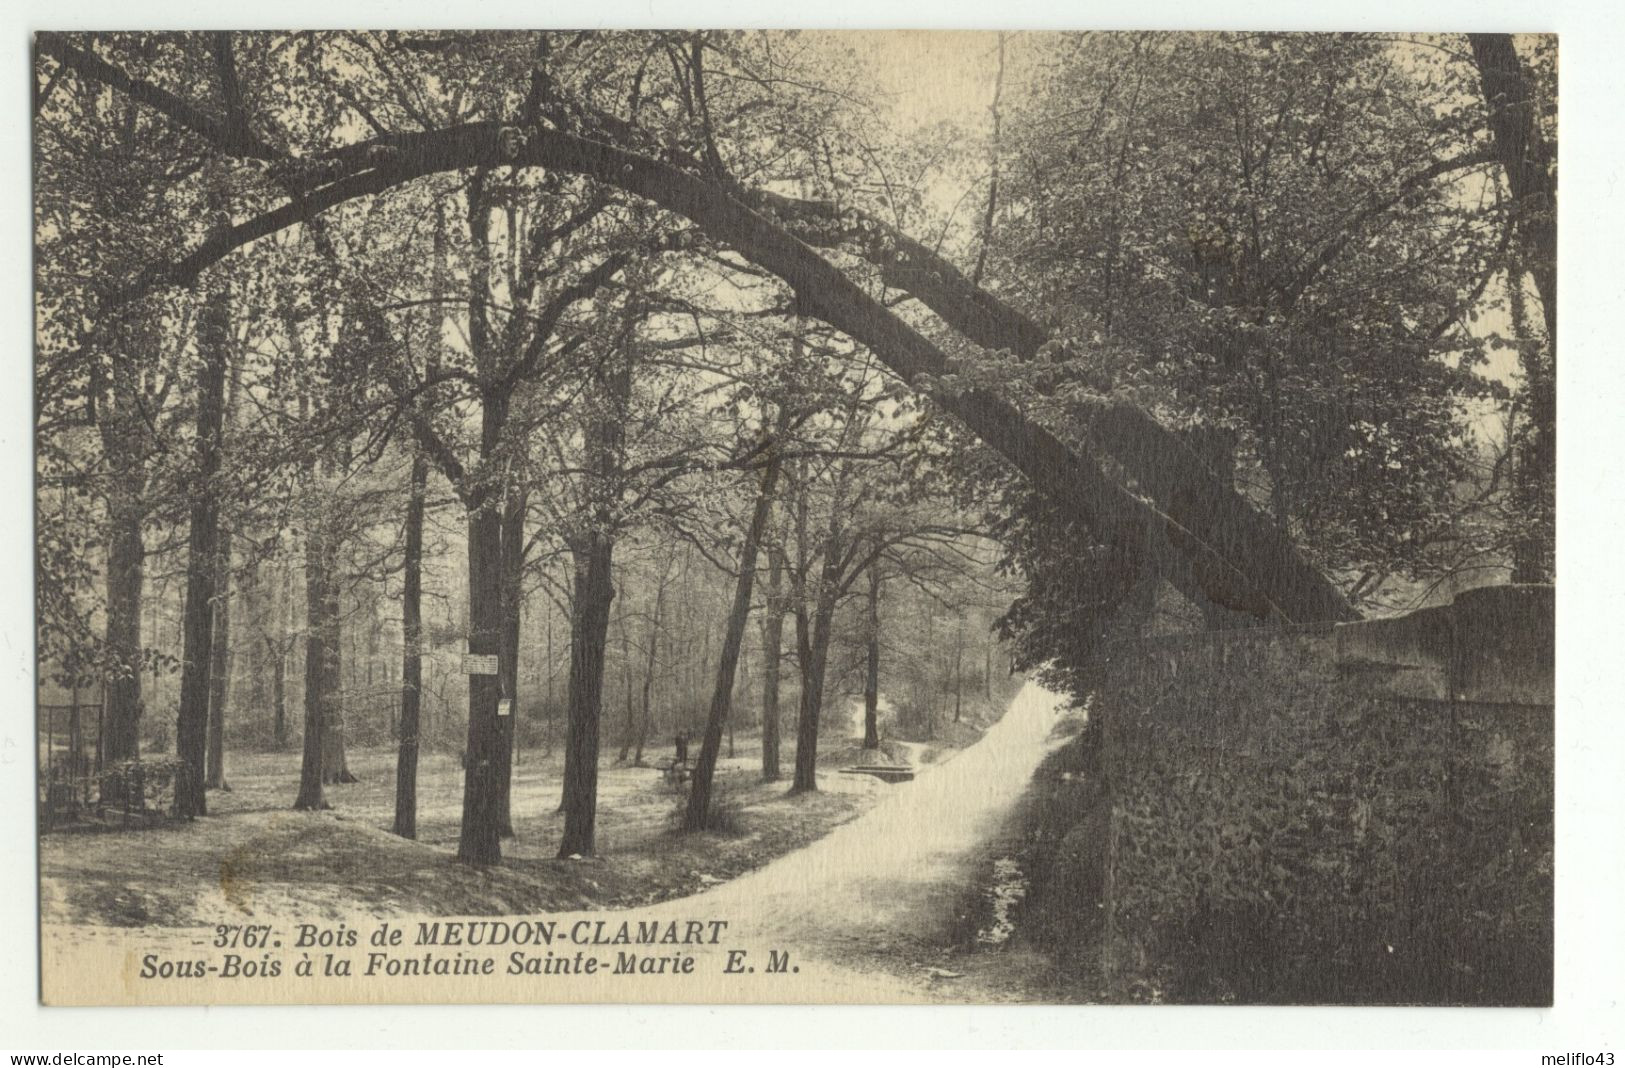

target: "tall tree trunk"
[100,493,144,775]
[205,528,233,790]
[862,563,882,750]
[205,340,245,792]
[685,446,783,831]
[759,548,784,783]
[274,556,293,748]
[393,451,427,838]
[456,493,505,865]
[952,617,965,725]
[1468,33,1556,346]
[557,335,632,857]
[632,573,665,766]
[293,524,330,811]
[268,636,287,750]
[494,489,526,837]
[545,603,556,715]
[727,663,737,760]
[175,270,230,820]
[924,601,937,740]
[319,580,354,785]
[1469,33,1555,583]
[972,32,1007,287]
[1505,257,1555,583]
[558,533,615,856]
[241,556,268,733]
[454,180,508,867]
[396,196,446,837]
[97,337,149,791]
[616,611,635,763]
[791,601,835,793]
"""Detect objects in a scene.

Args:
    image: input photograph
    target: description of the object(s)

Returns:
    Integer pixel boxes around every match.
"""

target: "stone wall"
[1093,584,1553,1004]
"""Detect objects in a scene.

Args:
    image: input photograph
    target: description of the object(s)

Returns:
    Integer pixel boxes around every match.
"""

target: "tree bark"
[205,336,245,793]
[494,488,527,837]
[100,491,144,773]
[952,617,965,725]
[269,636,287,750]
[293,522,331,811]
[924,600,937,740]
[759,547,784,783]
[1505,257,1555,584]
[633,576,664,766]
[273,555,294,748]
[558,533,615,856]
[684,442,784,831]
[457,494,505,865]
[319,590,355,786]
[97,340,150,788]
[557,333,633,857]
[862,562,882,750]
[616,611,635,763]
[393,451,427,838]
[454,178,509,867]
[1468,33,1556,583]
[204,527,232,790]
[1467,33,1556,346]
[175,269,230,819]
[791,601,835,793]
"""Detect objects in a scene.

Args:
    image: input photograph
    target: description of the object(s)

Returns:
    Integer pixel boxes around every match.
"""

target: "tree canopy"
[35,30,1554,861]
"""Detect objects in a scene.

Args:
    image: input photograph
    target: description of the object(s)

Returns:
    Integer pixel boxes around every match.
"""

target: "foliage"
[972,33,1555,695]
[31,32,1549,876]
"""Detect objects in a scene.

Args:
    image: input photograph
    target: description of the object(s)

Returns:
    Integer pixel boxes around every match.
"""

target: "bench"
[655,757,692,786]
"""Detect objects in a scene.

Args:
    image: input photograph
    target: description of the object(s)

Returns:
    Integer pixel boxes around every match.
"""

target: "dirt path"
[676,679,1070,1000]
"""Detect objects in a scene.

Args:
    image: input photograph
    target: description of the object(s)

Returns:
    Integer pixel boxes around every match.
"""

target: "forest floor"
[39,707,973,930]
[41,680,1076,1003]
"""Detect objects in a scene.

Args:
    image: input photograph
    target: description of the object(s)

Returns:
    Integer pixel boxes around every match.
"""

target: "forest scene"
[34,30,1555,1005]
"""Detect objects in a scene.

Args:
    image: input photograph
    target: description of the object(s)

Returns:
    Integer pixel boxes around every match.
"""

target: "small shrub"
[669,779,748,836]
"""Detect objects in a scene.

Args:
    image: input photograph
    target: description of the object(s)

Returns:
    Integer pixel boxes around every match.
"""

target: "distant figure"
[674,732,689,765]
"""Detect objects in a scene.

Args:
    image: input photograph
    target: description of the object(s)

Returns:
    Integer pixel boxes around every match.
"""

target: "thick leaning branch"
[749,190,1358,622]
[87,114,1351,621]
[508,126,1350,621]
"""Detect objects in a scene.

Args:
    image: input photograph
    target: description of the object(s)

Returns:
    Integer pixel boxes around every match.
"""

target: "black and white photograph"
[25,22,1579,1023]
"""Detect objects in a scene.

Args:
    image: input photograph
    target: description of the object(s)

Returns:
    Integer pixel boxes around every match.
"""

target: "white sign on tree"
[460,653,499,675]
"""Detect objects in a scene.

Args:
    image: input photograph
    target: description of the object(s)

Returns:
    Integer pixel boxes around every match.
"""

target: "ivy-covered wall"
[1094,584,1553,1004]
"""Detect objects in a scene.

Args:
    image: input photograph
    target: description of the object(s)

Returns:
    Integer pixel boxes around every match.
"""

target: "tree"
[392,449,428,838]
[174,251,231,819]
[37,30,1356,628]
[204,341,247,792]
[1468,33,1556,583]
[860,562,883,750]
[776,358,976,791]
[683,416,787,830]
[758,544,787,781]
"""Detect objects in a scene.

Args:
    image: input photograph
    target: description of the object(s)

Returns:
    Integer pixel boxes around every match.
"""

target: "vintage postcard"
[33,29,1556,1008]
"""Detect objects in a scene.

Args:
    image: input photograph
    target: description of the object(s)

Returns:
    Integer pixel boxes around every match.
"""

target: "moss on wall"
[1010,587,1554,1005]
